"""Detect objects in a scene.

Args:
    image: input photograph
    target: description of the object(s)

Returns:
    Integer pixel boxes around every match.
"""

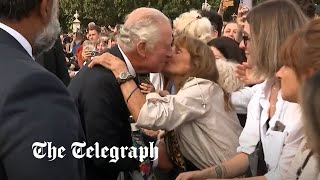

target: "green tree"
[59,0,228,32]
[60,0,84,32]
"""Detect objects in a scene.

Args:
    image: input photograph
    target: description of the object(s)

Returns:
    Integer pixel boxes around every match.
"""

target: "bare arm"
[88,53,146,121]
[235,5,249,43]
[118,79,146,121]
[176,153,249,180]
[217,0,226,19]
[207,176,266,180]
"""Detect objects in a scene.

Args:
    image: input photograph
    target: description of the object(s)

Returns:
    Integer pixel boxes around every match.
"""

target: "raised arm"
[89,52,147,121]
[175,152,250,180]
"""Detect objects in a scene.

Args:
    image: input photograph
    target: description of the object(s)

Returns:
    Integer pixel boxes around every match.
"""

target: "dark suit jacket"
[0,28,85,180]
[35,38,70,86]
[68,46,139,180]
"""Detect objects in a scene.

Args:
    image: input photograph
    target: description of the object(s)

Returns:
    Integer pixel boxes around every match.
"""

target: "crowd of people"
[0,0,320,180]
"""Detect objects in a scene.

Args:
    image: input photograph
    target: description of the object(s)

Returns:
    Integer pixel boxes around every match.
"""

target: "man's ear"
[136,41,147,58]
[38,0,52,25]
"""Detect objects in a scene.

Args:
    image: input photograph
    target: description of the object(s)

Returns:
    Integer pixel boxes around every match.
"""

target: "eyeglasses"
[242,35,251,47]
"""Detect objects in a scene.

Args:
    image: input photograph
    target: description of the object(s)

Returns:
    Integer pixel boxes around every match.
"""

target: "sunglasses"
[242,35,251,47]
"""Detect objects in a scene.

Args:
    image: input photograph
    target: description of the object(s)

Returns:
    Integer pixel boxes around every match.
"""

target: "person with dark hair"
[222,21,238,40]
[70,32,83,55]
[0,0,85,179]
[198,10,223,37]
[88,25,101,43]
[36,38,71,86]
[292,0,316,18]
[206,37,245,93]
[207,36,246,64]
[208,37,246,125]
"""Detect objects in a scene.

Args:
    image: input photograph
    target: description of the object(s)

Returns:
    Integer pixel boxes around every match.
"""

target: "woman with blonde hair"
[176,0,308,179]
[95,36,109,53]
[276,18,320,180]
[89,35,242,172]
[172,10,245,93]
[173,10,214,43]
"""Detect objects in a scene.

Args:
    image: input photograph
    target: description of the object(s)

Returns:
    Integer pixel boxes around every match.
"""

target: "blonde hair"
[82,40,94,59]
[246,0,308,79]
[95,36,109,47]
[173,10,214,43]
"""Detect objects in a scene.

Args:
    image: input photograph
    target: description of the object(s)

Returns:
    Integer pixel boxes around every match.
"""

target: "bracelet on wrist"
[126,87,139,103]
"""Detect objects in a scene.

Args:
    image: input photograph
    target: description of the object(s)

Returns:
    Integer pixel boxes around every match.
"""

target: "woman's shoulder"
[182,77,218,88]
[178,78,225,105]
[180,78,222,94]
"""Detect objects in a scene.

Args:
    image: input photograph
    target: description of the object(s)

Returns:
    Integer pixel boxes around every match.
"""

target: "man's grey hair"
[117,9,170,51]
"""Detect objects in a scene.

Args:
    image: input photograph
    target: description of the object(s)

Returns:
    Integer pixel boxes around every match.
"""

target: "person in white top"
[176,0,308,180]
[89,34,242,171]
[276,18,320,180]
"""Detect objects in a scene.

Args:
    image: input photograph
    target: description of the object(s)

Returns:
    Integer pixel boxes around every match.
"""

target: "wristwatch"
[116,72,134,85]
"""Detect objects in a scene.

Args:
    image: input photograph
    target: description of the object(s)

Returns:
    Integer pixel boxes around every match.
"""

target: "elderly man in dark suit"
[0,0,85,179]
[68,7,173,180]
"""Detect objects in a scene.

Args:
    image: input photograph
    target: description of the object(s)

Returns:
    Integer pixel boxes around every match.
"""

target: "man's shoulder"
[69,65,117,86]
[0,52,67,97]
[68,65,121,98]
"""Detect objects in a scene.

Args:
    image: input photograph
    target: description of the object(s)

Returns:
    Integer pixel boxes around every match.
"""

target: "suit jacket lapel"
[0,28,31,58]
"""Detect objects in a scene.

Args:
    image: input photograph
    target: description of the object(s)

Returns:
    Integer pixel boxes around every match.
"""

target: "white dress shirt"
[237,79,304,180]
[150,73,164,91]
[118,45,136,77]
[231,84,261,114]
[0,22,33,58]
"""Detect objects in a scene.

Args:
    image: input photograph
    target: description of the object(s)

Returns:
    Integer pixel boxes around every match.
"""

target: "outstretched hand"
[235,62,264,85]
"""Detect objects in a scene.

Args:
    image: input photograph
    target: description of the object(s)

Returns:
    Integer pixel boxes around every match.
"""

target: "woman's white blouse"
[237,80,304,180]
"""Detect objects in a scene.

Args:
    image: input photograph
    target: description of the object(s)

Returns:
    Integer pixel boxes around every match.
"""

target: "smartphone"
[240,0,252,10]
